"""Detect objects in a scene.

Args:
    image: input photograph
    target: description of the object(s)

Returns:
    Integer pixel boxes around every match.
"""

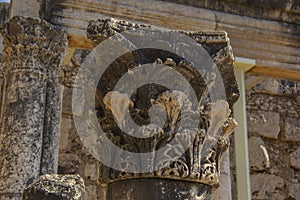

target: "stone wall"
[59,49,105,200]
[231,77,300,200]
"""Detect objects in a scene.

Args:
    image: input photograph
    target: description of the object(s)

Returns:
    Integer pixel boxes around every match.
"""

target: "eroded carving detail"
[86,18,238,188]
[96,58,237,187]
[87,18,151,45]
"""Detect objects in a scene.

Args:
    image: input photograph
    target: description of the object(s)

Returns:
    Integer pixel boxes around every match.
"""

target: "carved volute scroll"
[86,18,239,198]
[0,16,67,199]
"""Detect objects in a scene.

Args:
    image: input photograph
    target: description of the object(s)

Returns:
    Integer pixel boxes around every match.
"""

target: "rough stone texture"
[284,118,300,142]
[84,162,98,182]
[229,77,300,200]
[246,89,300,118]
[0,3,8,109]
[163,0,300,25]
[0,16,67,198]
[287,183,300,200]
[248,137,269,171]
[87,18,239,107]
[57,18,240,200]
[46,0,300,72]
[250,174,285,200]
[106,179,211,200]
[84,19,238,190]
[10,0,41,18]
[84,184,98,200]
[253,78,300,96]
[56,47,106,199]
[247,110,280,139]
[2,1,299,200]
[57,119,104,200]
[22,174,85,200]
[59,117,73,152]
[290,148,300,170]
[228,136,237,200]
[0,3,9,28]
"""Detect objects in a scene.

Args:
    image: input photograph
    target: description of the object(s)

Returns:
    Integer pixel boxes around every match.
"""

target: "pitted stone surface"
[247,110,280,139]
[248,137,269,171]
[290,147,300,170]
[22,174,85,200]
[162,0,300,25]
[250,174,285,200]
[288,183,300,200]
[83,19,239,200]
[87,18,239,106]
[284,118,300,142]
[0,16,67,198]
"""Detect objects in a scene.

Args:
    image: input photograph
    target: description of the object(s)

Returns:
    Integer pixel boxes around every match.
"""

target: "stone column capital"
[1,16,68,80]
[83,18,239,199]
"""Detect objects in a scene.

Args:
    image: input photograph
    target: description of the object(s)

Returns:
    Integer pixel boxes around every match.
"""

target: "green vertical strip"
[233,62,252,200]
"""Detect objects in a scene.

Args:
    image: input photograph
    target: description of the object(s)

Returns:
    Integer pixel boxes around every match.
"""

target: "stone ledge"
[163,0,300,25]
[47,0,300,72]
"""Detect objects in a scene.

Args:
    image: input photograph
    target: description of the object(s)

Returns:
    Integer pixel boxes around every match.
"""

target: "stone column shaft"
[0,16,67,199]
[40,82,63,175]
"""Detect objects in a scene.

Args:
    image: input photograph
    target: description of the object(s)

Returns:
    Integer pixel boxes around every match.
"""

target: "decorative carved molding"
[85,18,238,188]
[100,91,236,187]
[87,18,151,46]
[87,18,239,105]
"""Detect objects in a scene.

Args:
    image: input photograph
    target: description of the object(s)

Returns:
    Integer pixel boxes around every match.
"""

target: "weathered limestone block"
[58,154,82,174]
[84,162,99,181]
[84,184,98,200]
[248,137,270,171]
[162,0,300,24]
[290,147,300,170]
[10,0,42,19]
[253,78,300,96]
[288,183,300,200]
[247,110,280,139]
[284,118,300,142]
[22,174,85,200]
[59,117,73,152]
[0,16,67,198]
[79,18,239,199]
[250,174,285,200]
